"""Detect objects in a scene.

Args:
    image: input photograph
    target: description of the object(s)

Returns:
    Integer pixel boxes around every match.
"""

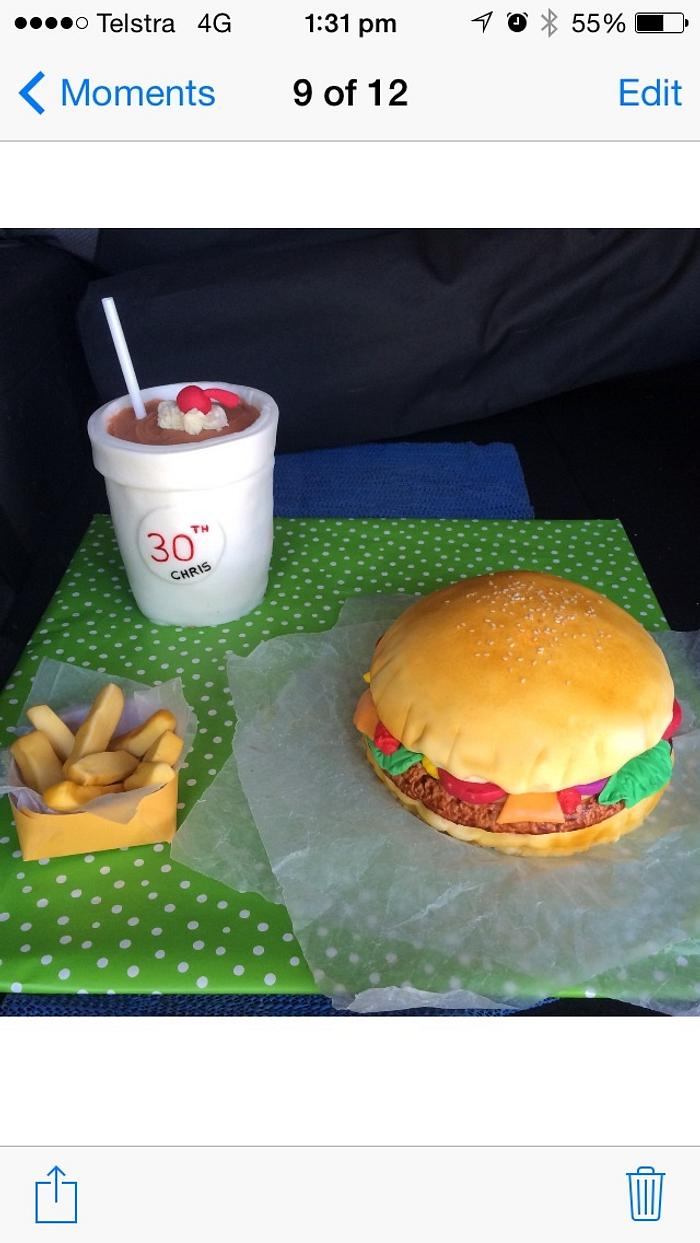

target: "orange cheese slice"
[353,689,380,739]
[497,792,565,825]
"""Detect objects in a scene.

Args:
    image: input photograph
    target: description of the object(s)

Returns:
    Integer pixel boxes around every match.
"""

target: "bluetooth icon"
[541,8,558,36]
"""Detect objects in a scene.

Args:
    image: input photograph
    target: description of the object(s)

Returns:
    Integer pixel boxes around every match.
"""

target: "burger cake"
[353,571,680,857]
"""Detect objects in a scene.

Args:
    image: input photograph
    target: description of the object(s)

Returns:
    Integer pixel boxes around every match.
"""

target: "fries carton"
[12,776,179,861]
[0,660,196,861]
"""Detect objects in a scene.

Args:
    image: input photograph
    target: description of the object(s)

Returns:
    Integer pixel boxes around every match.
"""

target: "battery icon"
[635,12,688,31]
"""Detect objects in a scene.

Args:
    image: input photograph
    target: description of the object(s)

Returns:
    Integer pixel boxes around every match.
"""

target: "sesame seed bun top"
[368,571,674,793]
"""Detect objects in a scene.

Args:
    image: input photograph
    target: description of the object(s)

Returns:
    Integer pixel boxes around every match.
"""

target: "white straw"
[101,296,148,420]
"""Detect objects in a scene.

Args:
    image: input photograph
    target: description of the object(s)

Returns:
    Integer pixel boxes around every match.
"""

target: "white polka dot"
[177,961,189,973]
[196,976,208,989]
[233,964,245,976]
[96,957,109,969]
[58,968,71,981]
[151,927,162,937]
[10,982,22,993]
[239,908,250,919]
[252,945,264,956]
[127,965,140,978]
[119,939,132,949]
[264,973,277,986]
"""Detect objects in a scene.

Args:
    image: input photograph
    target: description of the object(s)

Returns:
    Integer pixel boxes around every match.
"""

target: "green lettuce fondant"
[599,739,673,808]
[367,738,423,776]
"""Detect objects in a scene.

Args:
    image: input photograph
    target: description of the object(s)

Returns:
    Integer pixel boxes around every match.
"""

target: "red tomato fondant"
[557,787,582,815]
[438,770,507,804]
[662,698,683,741]
[373,723,401,755]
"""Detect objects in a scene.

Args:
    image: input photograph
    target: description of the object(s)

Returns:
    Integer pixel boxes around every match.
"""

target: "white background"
[1,106,699,1158]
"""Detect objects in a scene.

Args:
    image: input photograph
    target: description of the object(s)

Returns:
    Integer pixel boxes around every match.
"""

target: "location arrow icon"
[471,11,494,33]
[19,70,46,115]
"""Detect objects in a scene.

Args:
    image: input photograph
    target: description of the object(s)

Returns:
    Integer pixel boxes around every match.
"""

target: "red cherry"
[177,385,212,414]
[373,722,400,756]
[204,387,241,409]
[662,698,682,741]
[438,770,507,804]
[558,787,582,815]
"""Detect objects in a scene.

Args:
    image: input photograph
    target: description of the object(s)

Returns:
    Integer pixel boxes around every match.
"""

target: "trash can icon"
[627,1165,665,1222]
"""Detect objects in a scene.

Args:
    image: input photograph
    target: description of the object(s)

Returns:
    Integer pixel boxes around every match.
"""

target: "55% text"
[572,12,626,31]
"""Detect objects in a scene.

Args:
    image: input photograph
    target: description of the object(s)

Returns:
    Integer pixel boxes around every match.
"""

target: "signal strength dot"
[15,15,75,28]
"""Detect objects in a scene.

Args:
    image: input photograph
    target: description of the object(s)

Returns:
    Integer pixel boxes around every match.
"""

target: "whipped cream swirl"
[157,400,228,436]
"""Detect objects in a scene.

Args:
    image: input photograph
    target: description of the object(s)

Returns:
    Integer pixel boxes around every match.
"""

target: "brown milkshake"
[109,396,260,446]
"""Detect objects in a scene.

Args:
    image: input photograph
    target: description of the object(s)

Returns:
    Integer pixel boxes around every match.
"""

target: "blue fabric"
[0,992,551,1017]
[3,439,543,1015]
[274,442,533,519]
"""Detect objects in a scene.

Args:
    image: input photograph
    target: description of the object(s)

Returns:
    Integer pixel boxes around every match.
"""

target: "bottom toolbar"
[1,1147,696,1239]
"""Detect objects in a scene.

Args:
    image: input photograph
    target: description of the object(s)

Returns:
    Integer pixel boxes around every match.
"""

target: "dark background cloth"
[78,228,700,453]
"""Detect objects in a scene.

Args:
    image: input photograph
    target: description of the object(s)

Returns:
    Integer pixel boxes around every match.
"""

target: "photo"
[0,226,698,1018]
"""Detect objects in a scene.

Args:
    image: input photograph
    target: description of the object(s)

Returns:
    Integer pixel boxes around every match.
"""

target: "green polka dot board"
[0,516,670,997]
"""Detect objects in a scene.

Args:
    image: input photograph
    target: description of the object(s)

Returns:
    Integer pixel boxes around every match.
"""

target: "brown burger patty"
[389,762,624,835]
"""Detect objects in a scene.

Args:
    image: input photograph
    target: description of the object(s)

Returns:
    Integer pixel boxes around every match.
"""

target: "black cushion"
[0,241,97,553]
[79,228,700,452]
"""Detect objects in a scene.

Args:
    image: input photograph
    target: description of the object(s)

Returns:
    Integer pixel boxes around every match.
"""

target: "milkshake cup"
[88,381,278,626]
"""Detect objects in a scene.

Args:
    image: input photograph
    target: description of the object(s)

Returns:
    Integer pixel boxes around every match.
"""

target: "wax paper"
[0,659,197,823]
[174,599,700,1013]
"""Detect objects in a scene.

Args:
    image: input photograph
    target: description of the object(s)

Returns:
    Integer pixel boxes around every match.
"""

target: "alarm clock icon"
[507,12,528,30]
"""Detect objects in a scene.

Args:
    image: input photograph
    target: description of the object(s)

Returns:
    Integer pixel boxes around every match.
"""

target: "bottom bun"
[366,745,668,857]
